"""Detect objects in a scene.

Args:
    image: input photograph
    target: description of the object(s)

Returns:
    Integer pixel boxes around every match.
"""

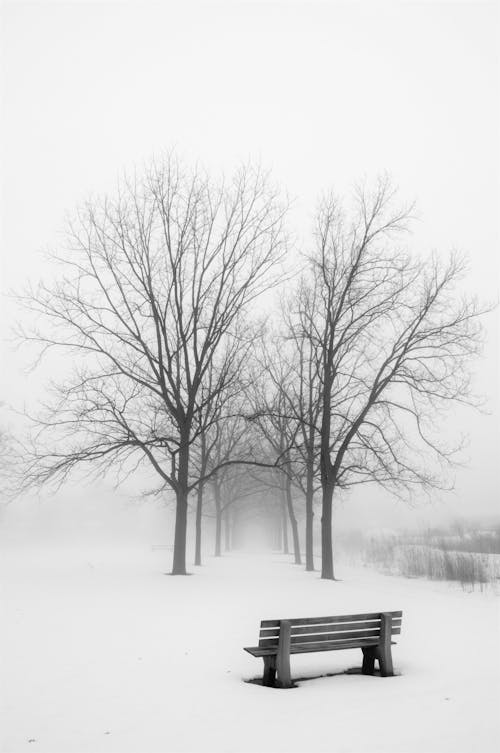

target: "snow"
[1,544,499,753]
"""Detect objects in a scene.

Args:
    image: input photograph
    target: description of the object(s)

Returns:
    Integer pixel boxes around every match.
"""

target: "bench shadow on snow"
[245,666,400,688]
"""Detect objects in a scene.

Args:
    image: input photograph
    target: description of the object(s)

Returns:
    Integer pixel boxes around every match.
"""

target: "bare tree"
[190,358,247,567]
[277,316,323,571]
[294,178,486,579]
[17,155,287,575]
[246,350,303,564]
[0,410,18,500]
[203,412,257,557]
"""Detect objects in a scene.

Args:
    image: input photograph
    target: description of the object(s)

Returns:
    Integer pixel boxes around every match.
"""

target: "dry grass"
[338,521,500,591]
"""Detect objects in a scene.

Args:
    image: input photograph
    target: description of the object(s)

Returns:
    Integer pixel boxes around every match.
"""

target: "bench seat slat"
[244,646,279,657]
[259,626,401,648]
[260,619,402,638]
[245,638,398,658]
[260,610,402,628]
[290,638,385,654]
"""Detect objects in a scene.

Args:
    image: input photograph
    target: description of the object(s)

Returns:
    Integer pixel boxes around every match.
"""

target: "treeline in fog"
[9,154,488,579]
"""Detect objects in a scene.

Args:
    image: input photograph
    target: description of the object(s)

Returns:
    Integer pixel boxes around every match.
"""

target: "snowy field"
[2,544,499,753]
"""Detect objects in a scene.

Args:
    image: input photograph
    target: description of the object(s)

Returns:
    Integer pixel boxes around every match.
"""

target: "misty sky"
[1,0,498,527]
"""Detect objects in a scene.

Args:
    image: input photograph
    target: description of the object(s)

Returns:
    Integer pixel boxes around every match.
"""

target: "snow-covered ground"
[2,544,499,753]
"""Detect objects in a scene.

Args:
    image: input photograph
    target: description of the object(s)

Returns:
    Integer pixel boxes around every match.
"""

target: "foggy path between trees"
[10,156,489,581]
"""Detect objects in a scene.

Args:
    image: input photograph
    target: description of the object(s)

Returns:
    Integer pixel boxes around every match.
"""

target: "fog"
[2,8,500,752]
[1,0,498,550]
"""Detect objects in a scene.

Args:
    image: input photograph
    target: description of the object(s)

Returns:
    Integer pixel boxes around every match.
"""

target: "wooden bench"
[244,610,402,688]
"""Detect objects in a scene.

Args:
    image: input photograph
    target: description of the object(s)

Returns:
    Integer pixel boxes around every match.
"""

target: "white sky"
[1,0,499,525]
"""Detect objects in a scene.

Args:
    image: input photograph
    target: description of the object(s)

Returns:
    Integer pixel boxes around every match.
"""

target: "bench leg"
[377,613,394,676]
[276,652,292,688]
[275,620,293,688]
[361,646,376,675]
[376,645,394,677]
[262,655,276,687]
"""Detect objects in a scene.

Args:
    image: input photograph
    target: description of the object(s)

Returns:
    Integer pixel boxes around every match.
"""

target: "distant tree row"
[14,155,486,579]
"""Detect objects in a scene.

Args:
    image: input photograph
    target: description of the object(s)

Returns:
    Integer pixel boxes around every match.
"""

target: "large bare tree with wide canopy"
[18,156,287,574]
[290,178,486,579]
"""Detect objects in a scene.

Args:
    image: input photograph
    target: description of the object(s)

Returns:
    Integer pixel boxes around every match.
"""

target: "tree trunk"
[172,431,190,575]
[305,464,315,571]
[194,432,207,567]
[320,350,335,580]
[224,508,231,551]
[172,487,188,574]
[273,511,282,550]
[194,481,204,566]
[285,473,301,565]
[214,480,222,557]
[320,482,335,580]
[281,497,289,555]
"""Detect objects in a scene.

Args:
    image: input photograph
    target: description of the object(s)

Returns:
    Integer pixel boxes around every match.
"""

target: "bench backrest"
[258,610,402,649]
